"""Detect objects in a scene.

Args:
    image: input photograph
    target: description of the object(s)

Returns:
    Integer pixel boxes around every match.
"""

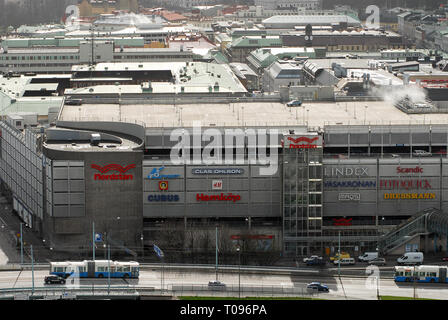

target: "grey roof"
[262,15,361,26]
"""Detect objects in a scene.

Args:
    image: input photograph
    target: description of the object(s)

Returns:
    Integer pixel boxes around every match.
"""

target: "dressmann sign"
[169,122,279,176]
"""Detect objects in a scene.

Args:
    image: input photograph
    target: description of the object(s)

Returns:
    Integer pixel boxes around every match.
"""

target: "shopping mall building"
[1,99,448,258]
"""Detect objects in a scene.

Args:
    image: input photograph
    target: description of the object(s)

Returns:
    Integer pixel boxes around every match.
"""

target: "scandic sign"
[287,136,319,149]
[397,166,423,174]
[91,164,135,180]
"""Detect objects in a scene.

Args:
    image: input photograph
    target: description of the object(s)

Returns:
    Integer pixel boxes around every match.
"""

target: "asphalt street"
[1,268,448,300]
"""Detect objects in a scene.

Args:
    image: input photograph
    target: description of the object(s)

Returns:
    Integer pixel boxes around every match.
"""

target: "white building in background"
[254,0,322,11]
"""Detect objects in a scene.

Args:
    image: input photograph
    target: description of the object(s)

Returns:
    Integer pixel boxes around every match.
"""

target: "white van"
[397,252,424,265]
[358,252,378,262]
[333,258,355,265]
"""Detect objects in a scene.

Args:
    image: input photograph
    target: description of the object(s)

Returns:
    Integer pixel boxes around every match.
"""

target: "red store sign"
[196,193,241,202]
[332,218,353,226]
[396,166,423,174]
[287,136,319,149]
[380,179,432,190]
[91,164,135,180]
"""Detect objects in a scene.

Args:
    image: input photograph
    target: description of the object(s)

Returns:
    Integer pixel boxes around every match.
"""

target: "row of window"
[0,55,79,61]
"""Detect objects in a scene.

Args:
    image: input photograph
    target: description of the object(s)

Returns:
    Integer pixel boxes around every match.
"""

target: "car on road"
[307,282,329,292]
[305,257,326,267]
[413,150,432,157]
[44,275,66,285]
[330,252,350,262]
[286,100,302,107]
[208,281,226,290]
[303,255,321,263]
[442,257,448,262]
[368,258,386,266]
[333,258,356,265]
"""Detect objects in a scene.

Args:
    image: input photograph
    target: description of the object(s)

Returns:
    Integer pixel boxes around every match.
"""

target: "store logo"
[91,164,135,180]
[287,136,319,149]
[196,193,241,202]
[380,180,432,190]
[324,167,369,177]
[324,181,376,188]
[148,194,180,202]
[148,166,180,179]
[332,218,353,226]
[384,193,436,200]
[192,168,244,175]
[396,166,424,174]
[338,193,361,201]
[159,181,169,191]
[212,180,223,190]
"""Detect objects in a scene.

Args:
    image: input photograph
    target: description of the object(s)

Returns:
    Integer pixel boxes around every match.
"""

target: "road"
[1,268,448,300]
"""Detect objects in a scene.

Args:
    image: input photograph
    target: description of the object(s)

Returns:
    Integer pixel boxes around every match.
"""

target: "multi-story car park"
[2,84,448,259]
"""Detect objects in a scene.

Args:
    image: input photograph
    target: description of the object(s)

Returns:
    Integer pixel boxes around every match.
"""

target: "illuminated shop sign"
[286,136,319,149]
[379,180,432,190]
[324,181,376,188]
[397,166,423,174]
[383,193,436,200]
[332,218,353,226]
[196,193,241,202]
[192,168,244,175]
[148,194,180,202]
[91,164,135,180]
[148,166,180,179]
[338,193,361,201]
[159,181,168,191]
[324,167,369,177]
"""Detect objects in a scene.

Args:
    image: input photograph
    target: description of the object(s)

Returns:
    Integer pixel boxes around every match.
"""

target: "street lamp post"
[31,244,34,295]
[20,222,23,265]
[338,231,341,277]
[107,244,111,295]
[141,234,144,262]
[236,245,241,299]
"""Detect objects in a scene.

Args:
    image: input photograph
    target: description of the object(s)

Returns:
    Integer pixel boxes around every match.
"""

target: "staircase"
[377,208,443,255]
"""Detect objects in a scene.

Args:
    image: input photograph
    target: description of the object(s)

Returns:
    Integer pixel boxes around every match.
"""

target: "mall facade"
[1,118,448,257]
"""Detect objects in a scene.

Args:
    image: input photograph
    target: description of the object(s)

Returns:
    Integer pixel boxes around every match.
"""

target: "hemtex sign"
[91,164,135,180]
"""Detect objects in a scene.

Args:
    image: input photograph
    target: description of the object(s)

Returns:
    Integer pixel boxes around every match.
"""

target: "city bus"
[50,260,140,279]
[394,265,448,283]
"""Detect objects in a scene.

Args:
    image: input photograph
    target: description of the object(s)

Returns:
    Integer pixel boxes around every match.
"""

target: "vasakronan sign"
[91,164,135,180]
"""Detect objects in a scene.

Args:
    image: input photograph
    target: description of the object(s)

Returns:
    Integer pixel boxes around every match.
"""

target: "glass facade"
[282,136,323,256]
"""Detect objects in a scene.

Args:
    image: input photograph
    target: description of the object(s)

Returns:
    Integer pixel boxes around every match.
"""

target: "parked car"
[368,258,386,266]
[307,282,329,292]
[397,252,424,265]
[286,100,302,107]
[413,150,432,157]
[442,257,448,262]
[44,275,66,285]
[333,258,356,265]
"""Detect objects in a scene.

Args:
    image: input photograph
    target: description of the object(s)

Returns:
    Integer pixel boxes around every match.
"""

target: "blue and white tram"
[394,265,448,283]
[50,260,140,279]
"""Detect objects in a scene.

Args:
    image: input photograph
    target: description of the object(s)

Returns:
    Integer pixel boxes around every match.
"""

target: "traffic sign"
[153,244,164,258]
